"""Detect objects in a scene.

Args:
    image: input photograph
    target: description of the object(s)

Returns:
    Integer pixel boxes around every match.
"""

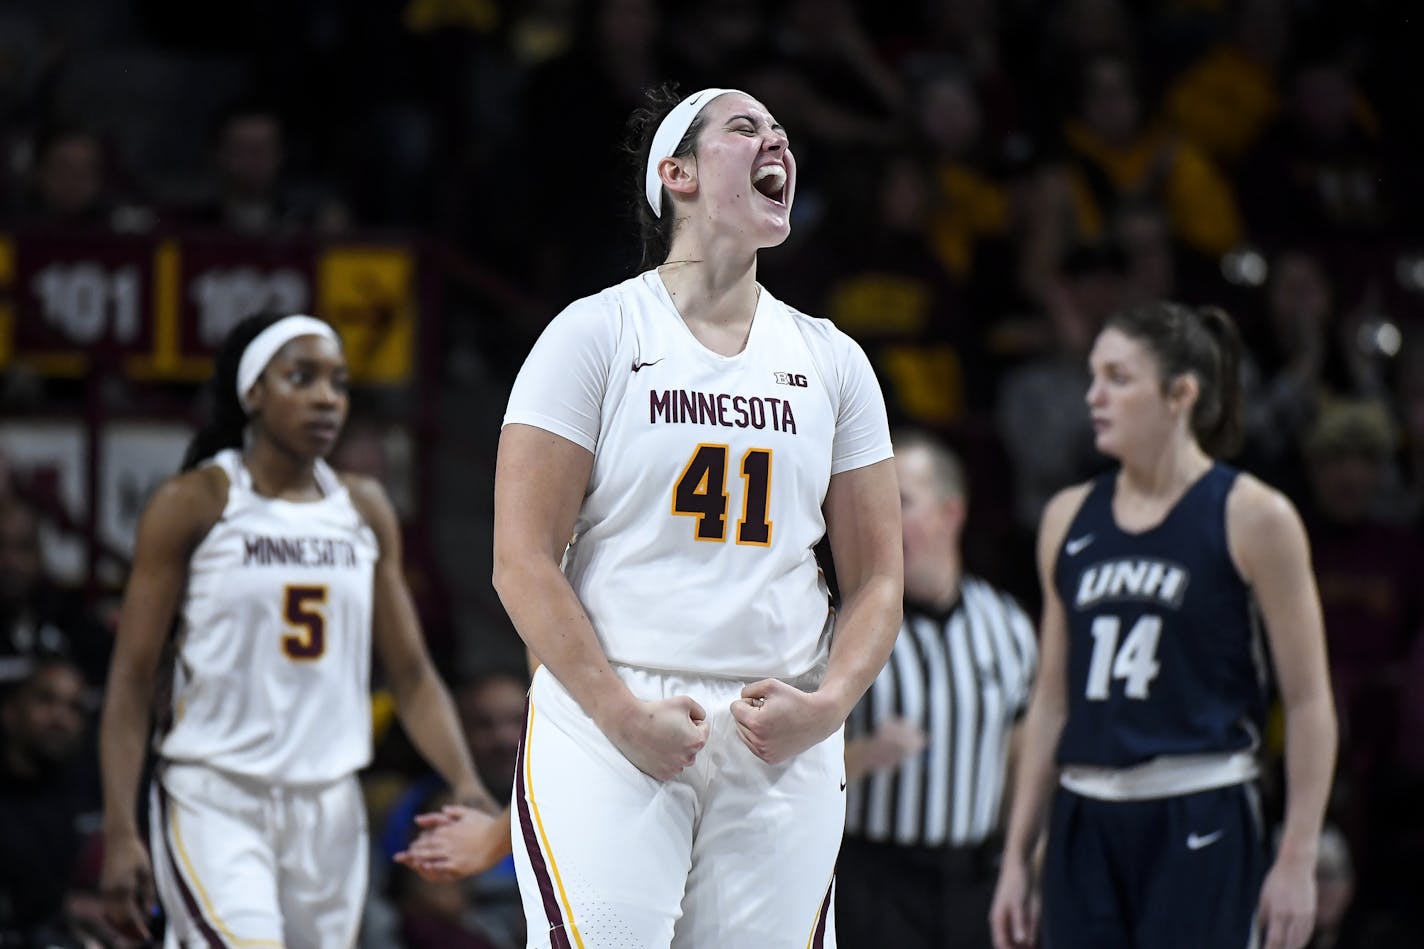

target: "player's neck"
[243,438,324,501]
[658,255,760,356]
[1119,437,1212,500]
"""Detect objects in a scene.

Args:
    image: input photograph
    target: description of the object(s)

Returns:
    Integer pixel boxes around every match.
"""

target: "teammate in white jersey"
[407,84,903,947]
[96,314,503,948]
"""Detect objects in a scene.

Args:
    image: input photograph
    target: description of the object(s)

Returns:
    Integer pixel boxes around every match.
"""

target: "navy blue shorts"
[1042,783,1267,949]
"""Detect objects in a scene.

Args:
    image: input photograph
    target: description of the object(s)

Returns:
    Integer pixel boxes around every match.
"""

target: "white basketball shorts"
[511,664,844,949]
[149,761,367,948]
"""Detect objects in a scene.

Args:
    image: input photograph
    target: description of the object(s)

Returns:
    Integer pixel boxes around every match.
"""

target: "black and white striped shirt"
[845,576,1038,848]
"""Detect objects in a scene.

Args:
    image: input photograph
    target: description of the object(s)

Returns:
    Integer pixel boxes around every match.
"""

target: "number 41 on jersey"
[672,444,773,546]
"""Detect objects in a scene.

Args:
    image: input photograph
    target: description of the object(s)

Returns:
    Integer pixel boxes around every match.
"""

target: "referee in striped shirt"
[837,430,1038,948]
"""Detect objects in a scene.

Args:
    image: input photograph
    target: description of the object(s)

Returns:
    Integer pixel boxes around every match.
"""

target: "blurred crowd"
[1,0,1423,946]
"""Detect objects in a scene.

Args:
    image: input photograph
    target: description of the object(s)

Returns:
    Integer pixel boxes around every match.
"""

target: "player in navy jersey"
[990,301,1336,949]
[97,314,503,947]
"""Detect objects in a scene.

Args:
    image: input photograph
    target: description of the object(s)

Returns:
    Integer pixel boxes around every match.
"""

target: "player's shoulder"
[773,290,853,347]
[1225,470,1303,538]
[544,272,659,348]
[154,464,229,518]
[1043,479,1097,534]
[335,471,399,555]
[336,471,395,523]
[138,463,229,550]
[1037,479,1098,564]
[770,290,871,385]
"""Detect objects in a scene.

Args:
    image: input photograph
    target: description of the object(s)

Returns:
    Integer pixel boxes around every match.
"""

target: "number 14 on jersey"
[672,444,773,546]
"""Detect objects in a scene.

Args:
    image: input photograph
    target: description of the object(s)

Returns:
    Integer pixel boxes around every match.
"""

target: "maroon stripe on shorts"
[157,782,230,949]
[515,696,574,949]
[811,874,835,948]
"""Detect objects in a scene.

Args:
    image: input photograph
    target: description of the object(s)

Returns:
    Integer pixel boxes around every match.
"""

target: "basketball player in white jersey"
[439,84,904,948]
[97,314,504,948]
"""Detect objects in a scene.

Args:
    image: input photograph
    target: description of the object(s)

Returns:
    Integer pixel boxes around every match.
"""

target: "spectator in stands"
[456,671,526,949]
[1237,42,1402,248]
[0,498,111,690]
[1110,199,1178,307]
[837,430,1037,949]
[997,242,1126,533]
[1163,0,1291,165]
[191,101,348,235]
[390,787,499,949]
[24,127,109,227]
[1300,400,1422,897]
[383,669,528,948]
[755,0,903,149]
[814,150,978,426]
[520,0,665,299]
[908,59,1029,323]
[1023,54,1244,303]
[0,656,100,946]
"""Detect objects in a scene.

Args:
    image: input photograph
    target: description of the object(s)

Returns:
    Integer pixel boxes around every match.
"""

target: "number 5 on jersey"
[283,585,328,660]
[672,444,773,546]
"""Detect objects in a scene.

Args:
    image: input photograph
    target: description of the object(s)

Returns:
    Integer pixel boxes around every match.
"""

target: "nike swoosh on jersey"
[1186,829,1225,850]
[1065,534,1095,556]
[631,357,664,372]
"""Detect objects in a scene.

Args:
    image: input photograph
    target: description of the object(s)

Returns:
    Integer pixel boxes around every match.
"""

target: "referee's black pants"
[835,834,997,949]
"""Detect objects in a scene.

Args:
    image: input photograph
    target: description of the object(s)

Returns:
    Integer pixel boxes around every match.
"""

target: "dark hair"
[1105,301,1244,457]
[623,82,707,271]
[180,313,283,471]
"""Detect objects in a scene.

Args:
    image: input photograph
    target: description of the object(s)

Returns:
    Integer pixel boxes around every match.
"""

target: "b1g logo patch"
[774,371,808,387]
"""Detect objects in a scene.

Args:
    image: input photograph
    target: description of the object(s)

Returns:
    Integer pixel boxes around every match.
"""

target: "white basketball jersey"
[505,271,891,679]
[158,449,379,783]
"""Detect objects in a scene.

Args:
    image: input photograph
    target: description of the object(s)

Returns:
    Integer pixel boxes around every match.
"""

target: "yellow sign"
[317,246,417,384]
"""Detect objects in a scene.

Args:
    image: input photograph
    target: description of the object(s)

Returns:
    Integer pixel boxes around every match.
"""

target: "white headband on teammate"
[236,314,340,409]
[644,87,743,217]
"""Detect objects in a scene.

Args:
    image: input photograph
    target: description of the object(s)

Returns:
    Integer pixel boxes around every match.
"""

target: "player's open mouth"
[752,164,787,205]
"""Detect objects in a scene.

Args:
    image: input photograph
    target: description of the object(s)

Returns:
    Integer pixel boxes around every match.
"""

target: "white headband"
[236,315,340,409]
[644,87,742,217]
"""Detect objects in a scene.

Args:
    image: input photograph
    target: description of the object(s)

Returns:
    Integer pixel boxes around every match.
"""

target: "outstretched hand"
[730,678,843,765]
[395,805,511,882]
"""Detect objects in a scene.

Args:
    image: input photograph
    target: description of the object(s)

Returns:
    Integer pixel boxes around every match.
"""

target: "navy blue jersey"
[1054,464,1268,767]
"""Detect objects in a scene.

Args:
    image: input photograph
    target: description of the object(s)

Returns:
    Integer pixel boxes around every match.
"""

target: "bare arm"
[732,457,903,764]
[821,459,904,712]
[991,482,1090,949]
[493,423,707,780]
[347,474,493,813]
[492,424,627,727]
[1229,477,1337,949]
[98,468,226,938]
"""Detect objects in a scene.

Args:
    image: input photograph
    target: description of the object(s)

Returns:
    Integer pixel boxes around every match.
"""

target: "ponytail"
[180,313,282,471]
[1194,305,1244,458]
